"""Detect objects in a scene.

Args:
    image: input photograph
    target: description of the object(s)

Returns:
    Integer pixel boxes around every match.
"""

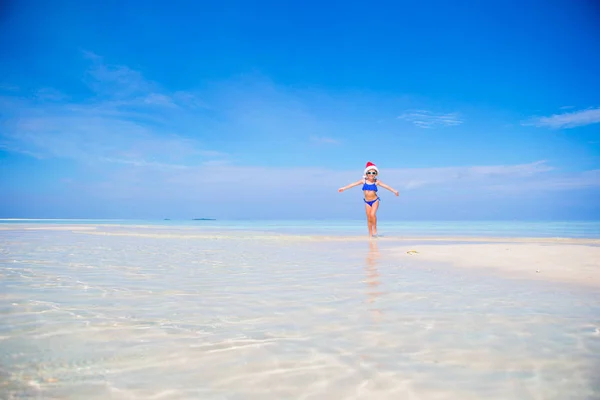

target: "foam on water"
[1,226,599,399]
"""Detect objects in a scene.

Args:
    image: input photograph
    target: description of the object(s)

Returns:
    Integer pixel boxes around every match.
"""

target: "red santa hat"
[364,161,379,175]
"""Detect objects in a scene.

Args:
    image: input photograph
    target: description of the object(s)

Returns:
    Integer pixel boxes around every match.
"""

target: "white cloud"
[2,58,355,172]
[0,142,45,159]
[61,160,599,215]
[485,169,600,193]
[34,87,68,102]
[2,52,598,218]
[142,93,177,107]
[310,135,339,145]
[0,83,20,92]
[397,109,463,128]
[82,51,154,99]
[0,53,224,169]
[523,107,600,129]
[99,157,189,169]
[384,160,555,191]
[2,108,215,168]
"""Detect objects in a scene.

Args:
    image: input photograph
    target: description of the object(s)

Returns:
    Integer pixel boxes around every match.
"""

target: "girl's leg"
[365,204,374,237]
[369,200,380,236]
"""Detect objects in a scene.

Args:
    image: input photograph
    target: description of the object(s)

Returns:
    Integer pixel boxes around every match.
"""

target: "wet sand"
[393,241,600,289]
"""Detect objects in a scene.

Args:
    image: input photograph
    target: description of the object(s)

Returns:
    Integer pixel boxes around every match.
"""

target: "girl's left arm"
[377,181,399,196]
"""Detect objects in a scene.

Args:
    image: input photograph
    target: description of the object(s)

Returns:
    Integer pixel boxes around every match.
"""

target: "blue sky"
[1,0,599,220]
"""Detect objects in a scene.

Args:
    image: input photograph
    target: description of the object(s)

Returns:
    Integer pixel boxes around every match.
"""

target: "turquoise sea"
[1,219,600,238]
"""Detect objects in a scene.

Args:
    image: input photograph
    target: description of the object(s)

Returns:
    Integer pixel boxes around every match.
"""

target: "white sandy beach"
[1,223,599,399]
[394,241,600,289]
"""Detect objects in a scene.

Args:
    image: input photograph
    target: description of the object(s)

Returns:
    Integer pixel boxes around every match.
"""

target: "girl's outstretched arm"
[377,181,399,196]
[338,180,363,192]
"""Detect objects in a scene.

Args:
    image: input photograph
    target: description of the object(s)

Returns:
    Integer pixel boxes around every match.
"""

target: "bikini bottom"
[364,197,380,207]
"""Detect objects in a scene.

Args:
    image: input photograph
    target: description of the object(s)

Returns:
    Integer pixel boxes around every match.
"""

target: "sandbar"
[394,241,600,289]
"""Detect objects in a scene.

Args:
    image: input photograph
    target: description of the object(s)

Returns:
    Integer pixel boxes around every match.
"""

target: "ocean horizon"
[2,219,600,239]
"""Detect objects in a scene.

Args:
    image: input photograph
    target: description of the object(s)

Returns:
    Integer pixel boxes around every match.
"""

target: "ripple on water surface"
[1,228,599,399]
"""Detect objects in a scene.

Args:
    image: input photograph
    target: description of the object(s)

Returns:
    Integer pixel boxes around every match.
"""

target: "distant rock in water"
[192,218,216,221]
[164,218,171,220]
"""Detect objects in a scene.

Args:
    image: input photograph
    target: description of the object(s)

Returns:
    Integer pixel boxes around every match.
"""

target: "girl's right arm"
[338,180,363,192]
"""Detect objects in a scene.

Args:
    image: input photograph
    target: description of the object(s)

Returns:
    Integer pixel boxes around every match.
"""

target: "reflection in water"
[365,241,384,320]
[2,228,599,398]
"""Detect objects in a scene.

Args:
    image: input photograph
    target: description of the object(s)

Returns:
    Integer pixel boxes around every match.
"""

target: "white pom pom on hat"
[364,161,379,175]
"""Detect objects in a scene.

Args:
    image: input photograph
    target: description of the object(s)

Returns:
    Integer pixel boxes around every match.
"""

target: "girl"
[338,161,399,238]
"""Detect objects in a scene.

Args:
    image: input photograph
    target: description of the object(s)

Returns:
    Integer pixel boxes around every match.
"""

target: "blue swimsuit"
[362,178,380,207]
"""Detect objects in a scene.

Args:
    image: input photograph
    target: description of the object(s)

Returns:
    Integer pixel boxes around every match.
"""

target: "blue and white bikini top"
[362,178,378,192]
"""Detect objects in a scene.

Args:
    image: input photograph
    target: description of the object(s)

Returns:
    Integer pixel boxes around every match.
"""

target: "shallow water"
[1,226,599,399]
[2,219,600,238]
